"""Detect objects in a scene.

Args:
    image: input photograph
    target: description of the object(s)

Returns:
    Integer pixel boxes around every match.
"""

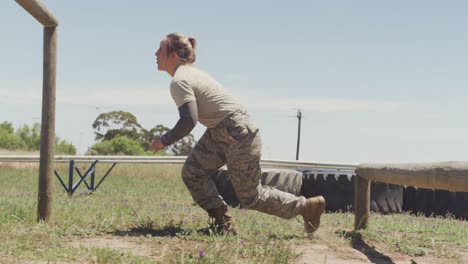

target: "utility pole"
[295,109,302,160]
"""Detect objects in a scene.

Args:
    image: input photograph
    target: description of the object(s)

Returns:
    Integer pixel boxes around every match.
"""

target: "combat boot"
[205,205,237,235]
[300,196,326,233]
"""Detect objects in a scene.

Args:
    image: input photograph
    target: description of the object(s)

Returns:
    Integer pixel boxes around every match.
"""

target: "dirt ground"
[292,240,467,264]
[2,232,466,263]
[60,235,467,264]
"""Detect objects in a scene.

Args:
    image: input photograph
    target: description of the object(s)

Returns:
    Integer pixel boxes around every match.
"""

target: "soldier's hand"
[151,138,165,153]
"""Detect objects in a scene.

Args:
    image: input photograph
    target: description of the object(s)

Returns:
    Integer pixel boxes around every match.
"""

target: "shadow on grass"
[337,230,395,264]
[111,221,191,237]
[268,234,301,240]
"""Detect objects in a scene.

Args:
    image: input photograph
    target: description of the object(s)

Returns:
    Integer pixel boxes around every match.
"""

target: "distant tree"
[171,134,196,156]
[92,111,145,142]
[16,123,41,150]
[0,121,14,134]
[90,111,196,156]
[0,121,76,153]
[0,129,24,150]
[143,124,169,150]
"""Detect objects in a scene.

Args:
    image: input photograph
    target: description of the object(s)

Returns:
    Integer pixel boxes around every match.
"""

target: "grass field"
[0,163,467,263]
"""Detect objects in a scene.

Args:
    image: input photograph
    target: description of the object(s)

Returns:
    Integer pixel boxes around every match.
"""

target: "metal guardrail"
[0,155,357,196]
[0,155,358,170]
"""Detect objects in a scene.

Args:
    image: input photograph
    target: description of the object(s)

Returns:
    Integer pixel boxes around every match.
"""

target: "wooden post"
[37,26,57,222]
[15,0,59,223]
[354,174,370,230]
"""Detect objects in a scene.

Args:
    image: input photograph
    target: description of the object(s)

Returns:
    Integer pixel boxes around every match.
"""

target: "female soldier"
[152,33,325,234]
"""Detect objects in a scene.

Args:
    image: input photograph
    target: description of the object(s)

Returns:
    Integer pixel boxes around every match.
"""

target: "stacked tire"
[301,170,403,214]
[403,187,468,220]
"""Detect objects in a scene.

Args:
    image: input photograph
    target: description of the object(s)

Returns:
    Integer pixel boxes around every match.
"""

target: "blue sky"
[1,1,467,163]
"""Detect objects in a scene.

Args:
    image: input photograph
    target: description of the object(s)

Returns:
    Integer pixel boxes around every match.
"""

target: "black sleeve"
[160,100,198,146]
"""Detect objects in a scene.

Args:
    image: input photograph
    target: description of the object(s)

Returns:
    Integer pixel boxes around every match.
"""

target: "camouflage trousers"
[182,110,306,219]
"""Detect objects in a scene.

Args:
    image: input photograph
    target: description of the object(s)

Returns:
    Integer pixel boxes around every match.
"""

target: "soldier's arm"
[160,100,198,146]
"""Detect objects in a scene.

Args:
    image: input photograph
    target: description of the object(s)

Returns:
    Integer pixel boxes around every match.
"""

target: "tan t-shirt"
[170,65,242,128]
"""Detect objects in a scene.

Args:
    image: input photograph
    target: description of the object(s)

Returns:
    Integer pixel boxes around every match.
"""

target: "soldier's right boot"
[300,196,326,233]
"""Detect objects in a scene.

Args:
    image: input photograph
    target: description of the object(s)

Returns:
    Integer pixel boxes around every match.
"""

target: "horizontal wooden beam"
[356,161,468,192]
[15,0,58,27]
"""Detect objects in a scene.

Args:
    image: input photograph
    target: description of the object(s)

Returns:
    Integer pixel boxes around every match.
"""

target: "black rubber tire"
[452,192,468,220]
[301,171,403,214]
[403,187,468,220]
[402,186,419,213]
[301,173,354,212]
[371,182,403,213]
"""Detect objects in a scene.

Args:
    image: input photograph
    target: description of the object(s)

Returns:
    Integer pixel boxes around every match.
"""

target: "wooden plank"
[37,26,57,222]
[15,0,59,27]
[354,175,370,230]
[356,162,468,192]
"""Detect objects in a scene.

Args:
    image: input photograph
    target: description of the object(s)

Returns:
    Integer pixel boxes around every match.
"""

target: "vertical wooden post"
[354,174,370,230]
[16,0,59,222]
[38,26,57,222]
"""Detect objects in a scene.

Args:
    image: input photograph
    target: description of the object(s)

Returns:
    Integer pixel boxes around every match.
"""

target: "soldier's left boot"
[202,205,237,235]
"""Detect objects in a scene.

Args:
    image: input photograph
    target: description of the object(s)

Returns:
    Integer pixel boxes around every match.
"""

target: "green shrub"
[55,139,77,155]
[0,121,14,134]
[88,136,145,155]
[16,123,41,150]
[0,129,25,150]
[0,121,76,154]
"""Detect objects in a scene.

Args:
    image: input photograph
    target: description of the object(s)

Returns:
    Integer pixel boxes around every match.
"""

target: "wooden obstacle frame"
[354,162,468,230]
[15,0,59,222]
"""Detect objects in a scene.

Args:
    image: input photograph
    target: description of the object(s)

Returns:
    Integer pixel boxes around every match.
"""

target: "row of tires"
[212,168,468,220]
[301,171,403,214]
[403,186,468,219]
